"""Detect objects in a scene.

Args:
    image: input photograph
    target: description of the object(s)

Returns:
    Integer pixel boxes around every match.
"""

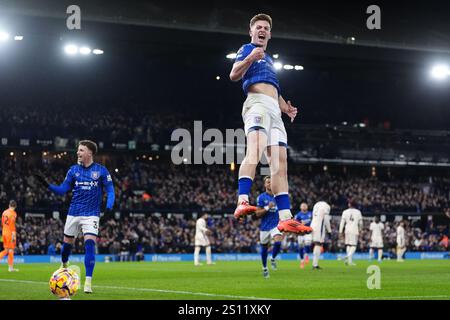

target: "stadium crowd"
[0,104,237,146]
[1,148,449,259]
[1,156,450,214]
[5,214,448,259]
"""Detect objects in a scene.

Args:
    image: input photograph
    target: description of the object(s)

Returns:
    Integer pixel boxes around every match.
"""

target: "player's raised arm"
[102,169,115,212]
[34,170,73,195]
[229,46,264,81]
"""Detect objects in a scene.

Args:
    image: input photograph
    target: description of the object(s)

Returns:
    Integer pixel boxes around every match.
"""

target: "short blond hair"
[79,140,98,155]
[250,13,272,30]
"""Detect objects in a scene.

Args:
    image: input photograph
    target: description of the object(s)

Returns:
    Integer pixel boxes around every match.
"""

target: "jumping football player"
[34,140,115,294]
[230,13,312,235]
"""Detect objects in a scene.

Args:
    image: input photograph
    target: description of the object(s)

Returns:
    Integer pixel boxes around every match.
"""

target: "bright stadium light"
[283,64,294,70]
[0,31,9,41]
[79,46,91,55]
[64,44,78,55]
[273,53,279,59]
[226,52,237,59]
[14,35,23,41]
[92,49,104,55]
[274,62,283,70]
[294,65,304,70]
[430,64,450,80]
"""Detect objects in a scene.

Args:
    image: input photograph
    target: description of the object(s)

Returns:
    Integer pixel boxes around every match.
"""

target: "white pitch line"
[0,279,448,300]
[0,278,280,300]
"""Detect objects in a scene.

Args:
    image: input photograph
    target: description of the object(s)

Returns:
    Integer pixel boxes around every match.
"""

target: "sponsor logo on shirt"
[75,181,98,187]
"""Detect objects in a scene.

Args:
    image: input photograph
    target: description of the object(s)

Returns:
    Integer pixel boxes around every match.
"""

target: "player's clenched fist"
[248,47,265,61]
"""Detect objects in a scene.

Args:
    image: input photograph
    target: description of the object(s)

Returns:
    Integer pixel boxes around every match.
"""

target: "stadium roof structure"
[1,0,450,131]
[2,0,450,54]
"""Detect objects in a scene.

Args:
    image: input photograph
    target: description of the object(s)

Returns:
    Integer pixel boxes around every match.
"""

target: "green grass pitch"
[0,260,449,300]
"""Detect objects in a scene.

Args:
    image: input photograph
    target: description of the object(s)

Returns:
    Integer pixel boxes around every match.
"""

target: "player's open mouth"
[258,35,266,40]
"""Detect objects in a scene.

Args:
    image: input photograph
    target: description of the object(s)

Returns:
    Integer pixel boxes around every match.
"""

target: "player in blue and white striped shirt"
[35,140,115,294]
[230,13,312,236]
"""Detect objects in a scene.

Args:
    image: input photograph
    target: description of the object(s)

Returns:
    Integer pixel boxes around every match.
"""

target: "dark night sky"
[1,3,450,130]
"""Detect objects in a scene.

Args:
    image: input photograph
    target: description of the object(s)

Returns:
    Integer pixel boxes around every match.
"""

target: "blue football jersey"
[49,163,115,217]
[256,192,279,231]
[295,210,312,227]
[235,43,281,95]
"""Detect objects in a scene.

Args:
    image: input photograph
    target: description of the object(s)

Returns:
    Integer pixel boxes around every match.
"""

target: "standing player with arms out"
[396,221,406,262]
[369,216,384,262]
[0,200,19,272]
[254,176,283,278]
[194,213,214,266]
[295,202,312,269]
[310,201,332,270]
[339,199,363,266]
[34,140,115,293]
[230,13,312,236]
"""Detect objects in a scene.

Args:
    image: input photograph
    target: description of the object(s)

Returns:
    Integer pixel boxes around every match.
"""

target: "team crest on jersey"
[254,115,263,124]
[75,173,80,177]
[91,171,100,180]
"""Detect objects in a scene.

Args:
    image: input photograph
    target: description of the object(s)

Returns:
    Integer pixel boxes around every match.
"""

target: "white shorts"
[64,215,100,238]
[260,227,283,245]
[370,239,384,249]
[312,226,326,244]
[242,93,288,147]
[297,234,312,247]
[345,233,358,246]
[312,231,326,244]
[195,235,210,247]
